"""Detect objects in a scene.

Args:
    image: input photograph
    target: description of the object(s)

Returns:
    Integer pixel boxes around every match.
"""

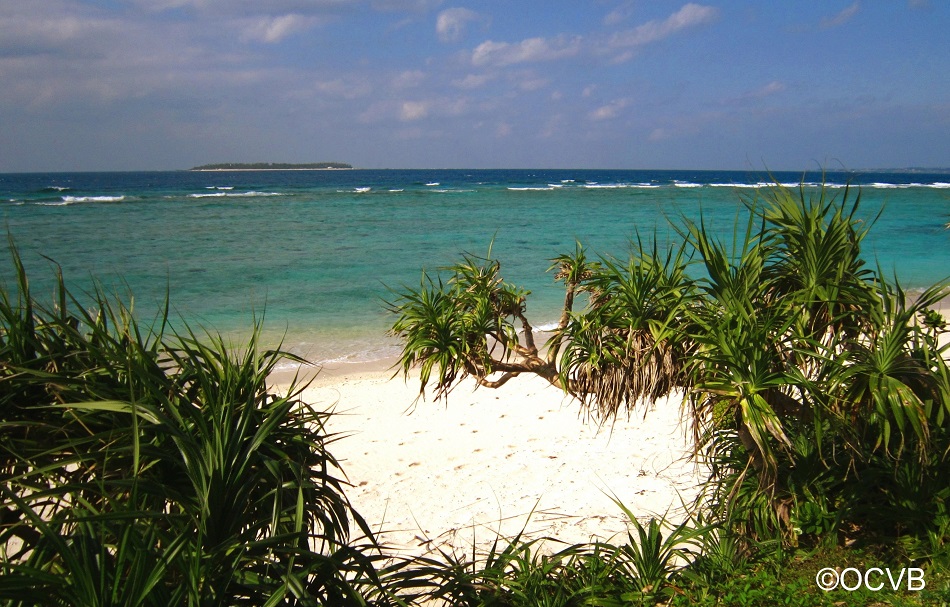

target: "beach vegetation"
[0,244,402,606]
[394,507,707,607]
[393,506,949,606]
[388,248,555,401]
[388,180,950,560]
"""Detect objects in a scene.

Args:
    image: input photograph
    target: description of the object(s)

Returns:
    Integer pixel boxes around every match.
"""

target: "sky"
[1,0,948,171]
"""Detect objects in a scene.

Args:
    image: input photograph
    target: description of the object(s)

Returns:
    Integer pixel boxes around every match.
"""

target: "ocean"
[2,169,949,367]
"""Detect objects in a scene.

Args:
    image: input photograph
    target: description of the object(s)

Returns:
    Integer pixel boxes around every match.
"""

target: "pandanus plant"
[0,243,396,607]
[389,179,950,547]
[388,237,696,421]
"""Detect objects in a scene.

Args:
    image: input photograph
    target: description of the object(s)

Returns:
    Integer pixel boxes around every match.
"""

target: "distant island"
[190,162,352,171]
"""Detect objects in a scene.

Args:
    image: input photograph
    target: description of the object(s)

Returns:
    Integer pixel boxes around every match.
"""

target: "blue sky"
[2,1,948,171]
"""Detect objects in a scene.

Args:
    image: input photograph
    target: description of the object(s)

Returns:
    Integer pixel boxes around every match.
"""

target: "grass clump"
[397,511,705,607]
[0,243,399,606]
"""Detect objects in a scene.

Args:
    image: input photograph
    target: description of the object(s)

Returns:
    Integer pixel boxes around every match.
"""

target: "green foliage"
[0,244,392,606]
[558,238,694,421]
[388,249,547,400]
[686,184,950,550]
[600,498,702,603]
[673,568,827,607]
[388,179,950,557]
[396,505,709,607]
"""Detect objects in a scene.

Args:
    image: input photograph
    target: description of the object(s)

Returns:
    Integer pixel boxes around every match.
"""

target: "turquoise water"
[2,169,949,365]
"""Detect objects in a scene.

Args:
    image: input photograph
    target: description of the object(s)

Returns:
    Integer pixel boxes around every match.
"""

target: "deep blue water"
[2,168,949,364]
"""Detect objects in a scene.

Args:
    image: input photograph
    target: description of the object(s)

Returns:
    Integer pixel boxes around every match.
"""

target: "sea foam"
[188,191,282,198]
[59,195,126,204]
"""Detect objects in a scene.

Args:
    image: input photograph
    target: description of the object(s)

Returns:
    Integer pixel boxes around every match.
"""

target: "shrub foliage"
[389,182,950,553]
[0,245,391,606]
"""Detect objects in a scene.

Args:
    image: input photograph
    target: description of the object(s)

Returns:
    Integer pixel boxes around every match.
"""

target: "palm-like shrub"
[557,239,695,422]
[398,509,706,607]
[686,185,950,551]
[684,184,950,548]
[0,246,389,606]
[389,250,553,401]
[389,240,696,420]
[389,180,950,553]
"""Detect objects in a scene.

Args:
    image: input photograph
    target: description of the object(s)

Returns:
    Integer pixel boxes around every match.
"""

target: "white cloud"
[357,100,390,124]
[140,0,193,9]
[312,77,372,99]
[131,0,355,42]
[142,0,359,16]
[436,7,479,42]
[0,3,123,59]
[464,3,717,69]
[604,1,635,26]
[648,127,669,142]
[820,2,860,29]
[440,97,468,116]
[608,3,718,49]
[400,100,430,121]
[540,113,566,138]
[397,97,469,121]
[0,3,212,107]
[755,81,786,97]
[589,99,629,121]
[720,80,786,106]
[392,70,426,89]
[517,76,549,92]
[240,13,318,42]
[452,73,494,89]
[608,50,635,65]
[139,0,399,55]
[471,35,582,67]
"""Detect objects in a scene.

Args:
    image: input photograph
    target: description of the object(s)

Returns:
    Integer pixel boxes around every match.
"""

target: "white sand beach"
[280,364,706,557]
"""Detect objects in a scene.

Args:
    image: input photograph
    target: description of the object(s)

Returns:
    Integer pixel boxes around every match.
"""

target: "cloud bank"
[1,1,946,171]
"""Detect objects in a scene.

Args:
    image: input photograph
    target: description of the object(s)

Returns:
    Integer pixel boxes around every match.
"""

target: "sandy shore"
[279,364,705,557]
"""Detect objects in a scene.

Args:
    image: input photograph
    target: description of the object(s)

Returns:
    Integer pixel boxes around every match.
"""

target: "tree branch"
[545,281,578,365]
[477,372,520,389]
[467,352,563,392]
[558,282,577,332]
[514,311,539,356]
